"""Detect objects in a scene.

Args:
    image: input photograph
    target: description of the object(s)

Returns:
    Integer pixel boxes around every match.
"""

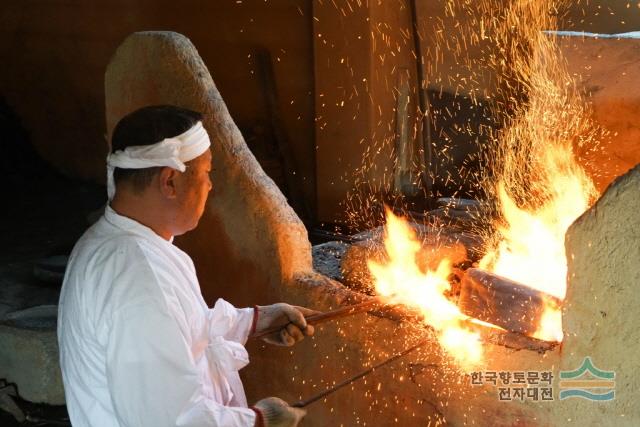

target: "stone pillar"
[105,31,311,307]
[555,163,640,425]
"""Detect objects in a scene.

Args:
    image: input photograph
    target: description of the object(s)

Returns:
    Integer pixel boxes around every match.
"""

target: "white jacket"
[58,206,256,427]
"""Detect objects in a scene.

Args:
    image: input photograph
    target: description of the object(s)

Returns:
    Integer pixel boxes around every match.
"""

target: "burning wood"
[458,268,562,339]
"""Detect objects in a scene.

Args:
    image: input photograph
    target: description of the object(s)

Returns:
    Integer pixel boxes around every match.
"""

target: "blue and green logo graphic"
[559,357,615,401]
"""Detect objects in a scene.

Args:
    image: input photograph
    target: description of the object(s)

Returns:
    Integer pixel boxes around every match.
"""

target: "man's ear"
[158,167,179,199]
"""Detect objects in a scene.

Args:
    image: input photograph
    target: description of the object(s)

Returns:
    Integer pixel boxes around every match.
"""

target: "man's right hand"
[255,304,318,347]
[252,397,306,427]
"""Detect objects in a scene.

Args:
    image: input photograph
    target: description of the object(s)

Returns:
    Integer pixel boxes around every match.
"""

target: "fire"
[349,0,602,349]
[535,300,564,342]
[368,209,483,368]
[479,147,595,342]
[478,0,599,342]
[479,161,593,301]
[366,1,600,347]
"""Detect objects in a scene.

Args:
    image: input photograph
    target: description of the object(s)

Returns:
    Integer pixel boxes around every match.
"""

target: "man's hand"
[253,397,306,427]
[255,303,317,346]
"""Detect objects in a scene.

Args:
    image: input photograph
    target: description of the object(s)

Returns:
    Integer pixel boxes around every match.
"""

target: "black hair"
[111,105,203,193]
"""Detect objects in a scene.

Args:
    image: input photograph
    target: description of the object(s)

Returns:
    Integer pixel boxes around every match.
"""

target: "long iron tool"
[291,339,429,408]
[250,298,383,340]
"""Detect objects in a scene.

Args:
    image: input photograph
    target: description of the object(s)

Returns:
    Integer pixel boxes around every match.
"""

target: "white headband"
[106,121,211,200]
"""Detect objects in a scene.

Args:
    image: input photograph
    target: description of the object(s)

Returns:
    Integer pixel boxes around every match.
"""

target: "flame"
[480,165,592,302]
[344,0,603,347]
[478,0,599,342]
[533,301,563,342]
[368,209,483,368]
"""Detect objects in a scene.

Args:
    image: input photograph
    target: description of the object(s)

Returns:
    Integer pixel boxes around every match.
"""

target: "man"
[58,105,311,427]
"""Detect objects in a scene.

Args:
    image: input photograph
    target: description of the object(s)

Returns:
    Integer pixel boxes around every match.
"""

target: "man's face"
[172,148,213,235]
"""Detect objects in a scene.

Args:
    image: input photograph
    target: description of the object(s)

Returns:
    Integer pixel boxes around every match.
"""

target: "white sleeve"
[207,299,255,345]
[106,302,256,427]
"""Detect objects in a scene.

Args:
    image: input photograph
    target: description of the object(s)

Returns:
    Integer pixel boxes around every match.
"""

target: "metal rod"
[291,338,429,408]
[250,299,382,340]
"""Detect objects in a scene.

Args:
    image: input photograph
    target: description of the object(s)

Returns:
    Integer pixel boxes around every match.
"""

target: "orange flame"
[534,300,563,342]
[478,0,599,342]
[368,209,483,368]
